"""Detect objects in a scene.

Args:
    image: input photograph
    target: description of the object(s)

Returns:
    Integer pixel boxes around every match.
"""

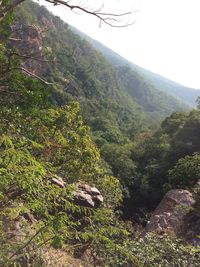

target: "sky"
[39,0,200,89]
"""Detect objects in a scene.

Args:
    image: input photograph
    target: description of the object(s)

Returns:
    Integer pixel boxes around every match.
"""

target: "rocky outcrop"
[73,182,103,208]
[145,189,200,245]
[51,176,103,208]
[145,189,195,234]
[8,22,48,76]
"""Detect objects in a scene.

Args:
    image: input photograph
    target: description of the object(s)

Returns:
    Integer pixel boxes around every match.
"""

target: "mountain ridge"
[14,1,192,140]
[72,26,200,107]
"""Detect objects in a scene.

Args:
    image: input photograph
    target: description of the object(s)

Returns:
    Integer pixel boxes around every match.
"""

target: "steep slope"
[129,64,200,107]
[116,65,187,121]
[81,32,200,107]
[75,30,190,118]
[14,1,149,142]
[13,1,190,143]
[70,25,129,67]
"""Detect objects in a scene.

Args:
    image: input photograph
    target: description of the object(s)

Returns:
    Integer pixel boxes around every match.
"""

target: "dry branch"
[11,67,55,85]
[0,0,134,27]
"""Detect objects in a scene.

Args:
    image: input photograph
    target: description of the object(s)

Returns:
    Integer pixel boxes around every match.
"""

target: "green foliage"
[0,41,125,264]
[0,0,15,40]
[131,234,200,267]
[161,112,188,136]
[101,109,200,216]
[101,143,137,192]
[168,153,200,188]
[1,2,200,266]
[0,101,126,265]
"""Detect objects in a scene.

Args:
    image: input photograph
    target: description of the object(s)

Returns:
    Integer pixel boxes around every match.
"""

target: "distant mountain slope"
[68,27,191,115]
[79,32,200,107]
[116,65,187,121]
[14,1,191,142]
[130,66,200,107]
[70,26,129,66]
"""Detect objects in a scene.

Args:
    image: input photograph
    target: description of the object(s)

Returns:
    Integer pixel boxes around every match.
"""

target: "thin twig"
[45,0,134,27]
[9,224,48,260]
[8,52,57,63]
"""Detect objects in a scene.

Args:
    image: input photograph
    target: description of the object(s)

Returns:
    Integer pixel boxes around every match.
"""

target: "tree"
[0,0,133,27]
[168,153,200,189]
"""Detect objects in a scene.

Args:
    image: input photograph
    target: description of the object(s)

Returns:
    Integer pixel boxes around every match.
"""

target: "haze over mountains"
[73,27,200,108]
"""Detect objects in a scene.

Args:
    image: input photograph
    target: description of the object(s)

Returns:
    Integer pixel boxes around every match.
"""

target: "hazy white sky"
[39,0,200,88]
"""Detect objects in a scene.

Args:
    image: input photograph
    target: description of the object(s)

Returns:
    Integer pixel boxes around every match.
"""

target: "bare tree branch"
[45,0,134,27]
[8,37,22,41]
[0,0,134,27]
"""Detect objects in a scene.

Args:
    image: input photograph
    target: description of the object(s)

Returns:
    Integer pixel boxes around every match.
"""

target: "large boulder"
[145,189,195,236]
[73,182,103,208]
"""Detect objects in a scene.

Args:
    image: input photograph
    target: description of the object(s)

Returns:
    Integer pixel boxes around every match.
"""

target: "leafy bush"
[168,153,200,188]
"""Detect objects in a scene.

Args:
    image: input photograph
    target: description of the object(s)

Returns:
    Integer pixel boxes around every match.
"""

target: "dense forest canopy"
[0,1,200,266]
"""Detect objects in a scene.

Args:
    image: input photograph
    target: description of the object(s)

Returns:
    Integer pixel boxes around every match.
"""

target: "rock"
[7,209,37,243]
[183,209,200,246]
[8,22,47,76]
[145,189,195,235]
[42,247,91,267]
[50,176,103,208]
[23,212,37,224]
[73,182,103,208]
[52,176,66,188]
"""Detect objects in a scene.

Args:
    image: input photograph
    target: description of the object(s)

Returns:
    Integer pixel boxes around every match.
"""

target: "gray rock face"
[145,189,195,235]
[9,22,47,76]
[73,182,103,208]
[52,176,66,188]
[145,189,200,245]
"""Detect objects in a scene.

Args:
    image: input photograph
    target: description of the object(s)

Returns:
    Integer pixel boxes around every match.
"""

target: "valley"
[0,1,200,266]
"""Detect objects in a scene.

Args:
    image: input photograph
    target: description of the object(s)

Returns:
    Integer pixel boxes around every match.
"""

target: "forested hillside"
[14,0,192,142]
[116,65,187,121]
[14,1,147,144]
[1,1,200,266]
[83,33,200,107]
